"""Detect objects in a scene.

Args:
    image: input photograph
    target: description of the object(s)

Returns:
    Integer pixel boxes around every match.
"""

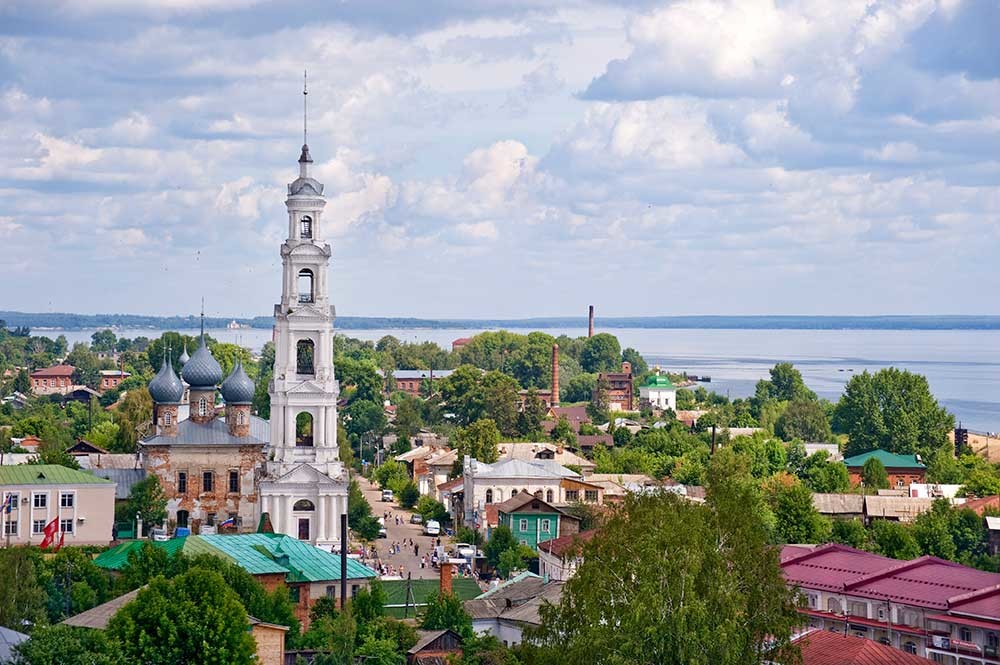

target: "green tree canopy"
[14,624,123,665]
[835,368,954,458]
[775,400,832,442]
[579,333,621,374]
[861,457,889,489]
[525,454,801,665]
[454,419,501,465]
[125,475,168,534]
[108,568,257,665]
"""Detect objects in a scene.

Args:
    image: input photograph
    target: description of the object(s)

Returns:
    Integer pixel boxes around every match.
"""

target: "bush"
[417,495,449,524]
[398,482,420,509]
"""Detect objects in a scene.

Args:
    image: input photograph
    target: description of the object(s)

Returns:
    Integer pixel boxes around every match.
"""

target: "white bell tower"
[260,73,348,546]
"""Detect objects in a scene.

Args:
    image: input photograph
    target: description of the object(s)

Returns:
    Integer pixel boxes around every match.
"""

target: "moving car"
[381,489,394,502]
[424,520,441,536]
[410,513,423,525]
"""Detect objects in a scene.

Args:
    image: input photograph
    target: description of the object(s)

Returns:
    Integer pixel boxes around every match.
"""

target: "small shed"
[406,628,464,665]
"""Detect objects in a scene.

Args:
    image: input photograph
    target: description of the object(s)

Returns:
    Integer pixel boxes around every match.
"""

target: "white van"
[424,520,441,536]
[381,489,394,502]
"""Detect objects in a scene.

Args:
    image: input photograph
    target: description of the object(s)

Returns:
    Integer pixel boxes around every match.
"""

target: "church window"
[485,489,493,504]
[228,470,239,493]
[177,471,187,494]
[164,412,171,425]
[298,269,314,304]
[300,216,312,239]
[546,489,553,503]
[202,471,214,492]
[198,398,207,417]
[296,339,315,374]
[293,499,315,511]
[296,412,314,447]
[237,411,245,425]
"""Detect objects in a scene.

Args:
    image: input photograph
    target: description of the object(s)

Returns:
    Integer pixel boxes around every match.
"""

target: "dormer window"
[300,216,312,239]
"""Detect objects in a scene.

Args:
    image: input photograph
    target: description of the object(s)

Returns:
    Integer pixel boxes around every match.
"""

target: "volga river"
[43,326,1000,432]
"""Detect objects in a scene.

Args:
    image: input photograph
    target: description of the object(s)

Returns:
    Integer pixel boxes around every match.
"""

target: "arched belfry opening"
[296,338,314,375]
[298,269,314,304]
[295,412,314,447]
[300,215,312,239]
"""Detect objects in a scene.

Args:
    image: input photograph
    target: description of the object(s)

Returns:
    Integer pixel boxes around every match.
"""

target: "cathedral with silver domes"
[141,129,349,545]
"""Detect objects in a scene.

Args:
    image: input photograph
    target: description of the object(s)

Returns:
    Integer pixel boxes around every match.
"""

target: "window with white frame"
[519,519,528,532]
[5,492,18,510]
[60,492,74,508]
[32,519,45,534]
[903,642,917,654]
[960,627,972,642]
[198,398,207,417]
[33,493,47,509]
[540,519,551,533]
[4,520,16,535]
[60,518,74,533]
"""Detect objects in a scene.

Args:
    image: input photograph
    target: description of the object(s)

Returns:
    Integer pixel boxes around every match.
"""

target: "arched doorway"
[296,412,314,447]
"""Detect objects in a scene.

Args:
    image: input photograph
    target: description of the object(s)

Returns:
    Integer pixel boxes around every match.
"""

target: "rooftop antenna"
[303,69,308,147]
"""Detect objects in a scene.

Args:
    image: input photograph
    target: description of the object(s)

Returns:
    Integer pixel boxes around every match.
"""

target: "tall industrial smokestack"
[551,344,560,407]
[588,305,595,337]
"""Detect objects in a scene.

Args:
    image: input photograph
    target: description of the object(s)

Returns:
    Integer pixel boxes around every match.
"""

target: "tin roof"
[0,464,113,486]
[843,449,925,469]
[792,628,935,665]
[30,364,75,377]
[141,414,269,446]
[94,534,376,583]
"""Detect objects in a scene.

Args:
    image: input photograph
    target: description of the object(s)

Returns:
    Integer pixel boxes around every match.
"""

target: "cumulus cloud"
[0,0,997,317]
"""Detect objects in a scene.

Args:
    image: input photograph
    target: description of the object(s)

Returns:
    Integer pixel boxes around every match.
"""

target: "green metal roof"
[0,464,114,486]
[95,538,189,570]
[643,375,676,389]
[842,449,926,469]
[94,534,377,583]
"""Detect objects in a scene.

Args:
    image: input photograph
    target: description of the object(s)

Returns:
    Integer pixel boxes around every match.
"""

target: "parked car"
[381,489,394,502]
[150,527,169,542]
[410,514,423,525]
[453,542,477,559]
[424,520,441,536]
[378,517,387,538]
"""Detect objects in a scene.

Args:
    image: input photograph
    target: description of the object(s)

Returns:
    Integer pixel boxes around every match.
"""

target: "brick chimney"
[551,344,560,407]
[588,305,595,337]
[622,361,632,375]
[440,561,453,595]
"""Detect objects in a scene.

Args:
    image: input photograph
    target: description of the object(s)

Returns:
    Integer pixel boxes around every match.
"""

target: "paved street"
[358,476,441,579]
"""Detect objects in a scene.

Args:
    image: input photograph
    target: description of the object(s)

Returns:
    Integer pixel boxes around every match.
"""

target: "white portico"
[259,123,348,545]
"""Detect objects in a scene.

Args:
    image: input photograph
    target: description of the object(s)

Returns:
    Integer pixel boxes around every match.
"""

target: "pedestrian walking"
[415,544,419,557]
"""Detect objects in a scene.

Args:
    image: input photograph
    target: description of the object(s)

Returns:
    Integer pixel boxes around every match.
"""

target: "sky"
[1,0,998,319]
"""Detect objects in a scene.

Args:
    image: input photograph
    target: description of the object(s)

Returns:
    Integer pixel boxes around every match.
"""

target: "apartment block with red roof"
[781,543,1000,663]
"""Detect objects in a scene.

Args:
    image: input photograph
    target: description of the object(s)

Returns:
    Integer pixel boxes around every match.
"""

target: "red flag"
[39,517,59,549]
[53,529,66,552]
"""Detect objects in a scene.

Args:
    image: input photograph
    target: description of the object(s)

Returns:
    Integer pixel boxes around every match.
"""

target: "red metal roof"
[962,495,1000,516]
[781,544,1000,611]
[538,529,598,557]
[793,629,935,665]
[30,364,75,377]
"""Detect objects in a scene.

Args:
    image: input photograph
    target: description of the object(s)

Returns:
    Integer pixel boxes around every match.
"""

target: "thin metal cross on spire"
[303,69,308,146]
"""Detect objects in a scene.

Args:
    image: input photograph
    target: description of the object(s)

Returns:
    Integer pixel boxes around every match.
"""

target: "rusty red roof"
[30,364,75,377]
[793,629,935,665]
[538,529,598,557]
[962,495,1000,515]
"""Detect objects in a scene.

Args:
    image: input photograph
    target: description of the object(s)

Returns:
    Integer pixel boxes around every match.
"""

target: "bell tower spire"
[298,70,313,176]
[260,75,346,546]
